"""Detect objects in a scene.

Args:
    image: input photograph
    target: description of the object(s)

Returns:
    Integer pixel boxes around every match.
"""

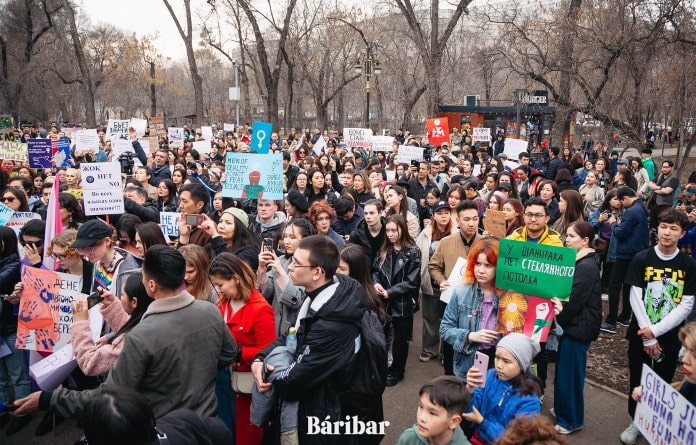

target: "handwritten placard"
[396,145,424,165]
[0,141,28,162]
[149,116,165,134]
[472,127,491,143]
[106,119,130,139]
[343,128,372,148]
[16,267,82,352]
[504,138,529,161]
[74,129,100,152]
[496,239,574,301]
[160,212,181,237]
[222,153,283,200]
[484,209,507,238]
[371,135,393,152]
[635,364,696,445]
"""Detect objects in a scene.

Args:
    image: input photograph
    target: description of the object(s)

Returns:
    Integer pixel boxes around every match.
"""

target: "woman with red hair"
[439,237,502,381]
[307,200,345,246]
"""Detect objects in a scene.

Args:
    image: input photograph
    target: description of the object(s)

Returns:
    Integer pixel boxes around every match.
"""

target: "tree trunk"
[63,0,96,127]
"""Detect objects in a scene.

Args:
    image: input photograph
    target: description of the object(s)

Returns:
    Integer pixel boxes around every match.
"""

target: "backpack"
[350,309,388,396]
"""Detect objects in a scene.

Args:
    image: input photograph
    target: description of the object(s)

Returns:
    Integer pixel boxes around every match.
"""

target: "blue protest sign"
[0,202,13,226]
[52,139,71,167]
[27,139,53,168]
[250,121,273,154]
[222,153,283,200]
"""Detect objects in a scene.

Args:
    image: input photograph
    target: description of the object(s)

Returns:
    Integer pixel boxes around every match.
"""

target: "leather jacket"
[372,245,421,318]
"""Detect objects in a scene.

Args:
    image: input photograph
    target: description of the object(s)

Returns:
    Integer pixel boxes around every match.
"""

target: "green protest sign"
[495,239,575,301]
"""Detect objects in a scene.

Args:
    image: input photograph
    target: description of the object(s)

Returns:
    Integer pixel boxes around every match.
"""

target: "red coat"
[218,288,276,372]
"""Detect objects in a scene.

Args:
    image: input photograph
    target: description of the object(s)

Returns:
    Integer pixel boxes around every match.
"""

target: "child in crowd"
[397,376,471,445]
[464,333,543,445]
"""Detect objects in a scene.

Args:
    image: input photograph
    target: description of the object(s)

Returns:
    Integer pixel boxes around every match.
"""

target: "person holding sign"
[618,208,696,445]
[506,197,563,399]
[440,237,502,381]
[553,221,602,435]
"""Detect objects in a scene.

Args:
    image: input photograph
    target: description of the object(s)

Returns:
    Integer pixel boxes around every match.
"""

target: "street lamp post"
[233,60,240,128]
[354,47,381,129]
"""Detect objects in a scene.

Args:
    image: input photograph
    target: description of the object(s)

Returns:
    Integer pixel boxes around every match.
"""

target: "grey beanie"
[497,333,540,372]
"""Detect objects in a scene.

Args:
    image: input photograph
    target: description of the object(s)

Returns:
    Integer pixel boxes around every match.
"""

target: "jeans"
[0,333,31,406]
[388,316,413,378]
[420,294,441,358]
[215,367,236,445]
[554,336,590,430]
[606,258,632,325]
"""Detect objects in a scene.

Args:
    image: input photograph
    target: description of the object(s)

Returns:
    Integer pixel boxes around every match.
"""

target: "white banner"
[343,128,372,148]
[472,127,491,143]
[80,162,124,215]
[74,129,99,152]
[396,145,424,164]
[192,140,212,155]
[129,118,147,137]
[106,119,130,139]
[504,138,529,161]
[371,135,393,152]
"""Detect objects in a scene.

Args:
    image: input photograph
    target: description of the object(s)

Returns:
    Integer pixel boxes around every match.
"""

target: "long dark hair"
[59,192,84,228]
[384,185,409,220]
[379,214,415,261]
[510,371,543,398]
[157,179,178,208]
[0,226,19,258]
[136,222,167,254]
[226,216,258,253]
[107,273,154,344]
[340,244,386,325]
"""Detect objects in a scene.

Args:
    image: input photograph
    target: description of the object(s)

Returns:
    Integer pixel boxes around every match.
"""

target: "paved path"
[4,310,647,444]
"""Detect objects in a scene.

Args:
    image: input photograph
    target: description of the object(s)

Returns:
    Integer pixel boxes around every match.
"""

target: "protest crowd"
[0,119,695,445]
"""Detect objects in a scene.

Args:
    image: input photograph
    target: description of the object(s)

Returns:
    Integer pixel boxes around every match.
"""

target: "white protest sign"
[200,126,213,141]
[106,119,130,139]
[29,344,77,391]
[6,212,40,235]
[193,140,212,155]
[343,128,372,148]
[110,138,142,167]
[504,138,529,161]
[396,145,424,164]
[440,257,467,304]
[371,136,393,152]
[312,135,327,156]
[634,364,696,445]
[129,118,147,137]
[74,129,99,152]
[80,162,124,215]
[223,123,234,132]
[472,127,491,143]
[168,127,184,149]
[160,212,181,238]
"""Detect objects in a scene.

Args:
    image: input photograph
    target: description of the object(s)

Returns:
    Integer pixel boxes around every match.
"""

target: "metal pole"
[233,60,240,128]
[150,61,157,117]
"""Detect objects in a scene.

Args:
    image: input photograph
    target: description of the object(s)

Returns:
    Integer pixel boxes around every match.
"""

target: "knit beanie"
[286,189,309,212]
[222,207,249,227]
[497,333,540,372]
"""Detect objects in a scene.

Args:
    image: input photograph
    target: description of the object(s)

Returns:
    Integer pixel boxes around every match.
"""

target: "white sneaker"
[620,423,641,445]
[601,293,609,301]
[387,350,393,367]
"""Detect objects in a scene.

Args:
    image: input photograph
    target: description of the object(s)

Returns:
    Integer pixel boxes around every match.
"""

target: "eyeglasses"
[525,213,546,220]
[290,258,319,269]
[76,246,96,254]
[51,253,68,261]
[1,196,16,203]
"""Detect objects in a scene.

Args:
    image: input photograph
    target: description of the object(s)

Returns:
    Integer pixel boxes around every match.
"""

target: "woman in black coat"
[553,221,602,434]
[372,214,421,387]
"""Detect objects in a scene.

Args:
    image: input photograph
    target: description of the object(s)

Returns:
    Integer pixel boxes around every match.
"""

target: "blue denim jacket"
[440,283,500,381]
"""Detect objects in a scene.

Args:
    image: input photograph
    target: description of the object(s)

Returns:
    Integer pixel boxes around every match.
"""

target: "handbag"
[231,368,255,394]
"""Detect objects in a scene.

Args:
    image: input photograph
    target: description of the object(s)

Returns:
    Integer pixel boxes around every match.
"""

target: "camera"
[186,214,204,226]
[87,288,104,309]
[687,205,694,214]
[423,144,434,163]
[118,152,135,176]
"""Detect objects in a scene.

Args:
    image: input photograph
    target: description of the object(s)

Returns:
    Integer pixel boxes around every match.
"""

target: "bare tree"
[61,0,96,127]
[162,0,205,125]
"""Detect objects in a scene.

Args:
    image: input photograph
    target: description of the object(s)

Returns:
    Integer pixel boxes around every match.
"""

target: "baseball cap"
[432,201,450,213]
[685,185,696,198]
[617,158,629,165]
[497,182,512,191]
[71,220,113,249]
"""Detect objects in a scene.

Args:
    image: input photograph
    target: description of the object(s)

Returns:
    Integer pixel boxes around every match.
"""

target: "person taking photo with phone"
[199,207,259,271]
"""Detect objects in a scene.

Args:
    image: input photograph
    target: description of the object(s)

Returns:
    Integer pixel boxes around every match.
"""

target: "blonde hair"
[48,229,80,258]
[179,244,214,301]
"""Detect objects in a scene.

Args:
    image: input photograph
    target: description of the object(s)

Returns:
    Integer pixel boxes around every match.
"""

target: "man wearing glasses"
[251,235,369,443]
[506,196,563,402]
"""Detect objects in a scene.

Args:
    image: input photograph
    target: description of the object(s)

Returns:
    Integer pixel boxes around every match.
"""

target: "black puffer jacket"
[348,217,386,266]
[258,274,367,445]
[0,253,21,336]
[372,245,421,318]
[556,250,602,342]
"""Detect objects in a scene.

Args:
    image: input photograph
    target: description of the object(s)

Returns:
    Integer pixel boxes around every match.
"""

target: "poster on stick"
[426,118,450,147]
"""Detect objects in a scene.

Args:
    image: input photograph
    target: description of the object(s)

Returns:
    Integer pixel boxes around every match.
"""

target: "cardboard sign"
[74,129,100,152]
[250,121,272,154]
[440,257,467,304]
[396,144,424,165]
[426,118,450,147]
[141,136,159,153]
[80,162,124,215]
[149,116,165,134]
[16,267,83,352]
[27,139,53,168]
[160,212,181,237]
[484,209,507,238]
[635,364,696,444]
[0,141,28,162]
[371,135,393,152]
[222,153,283,200]
[168,127,184,149]
[106,119,130,139]
[496,239,575,301]
[343,128,373,148]
[472,127,491,143]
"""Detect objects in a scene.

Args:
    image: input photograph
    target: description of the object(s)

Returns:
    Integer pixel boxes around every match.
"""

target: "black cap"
[432,201,450,213]
[286,189,309,212]
[71,220,112,249]
[497,182,512,191]
[396,176,410,188]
